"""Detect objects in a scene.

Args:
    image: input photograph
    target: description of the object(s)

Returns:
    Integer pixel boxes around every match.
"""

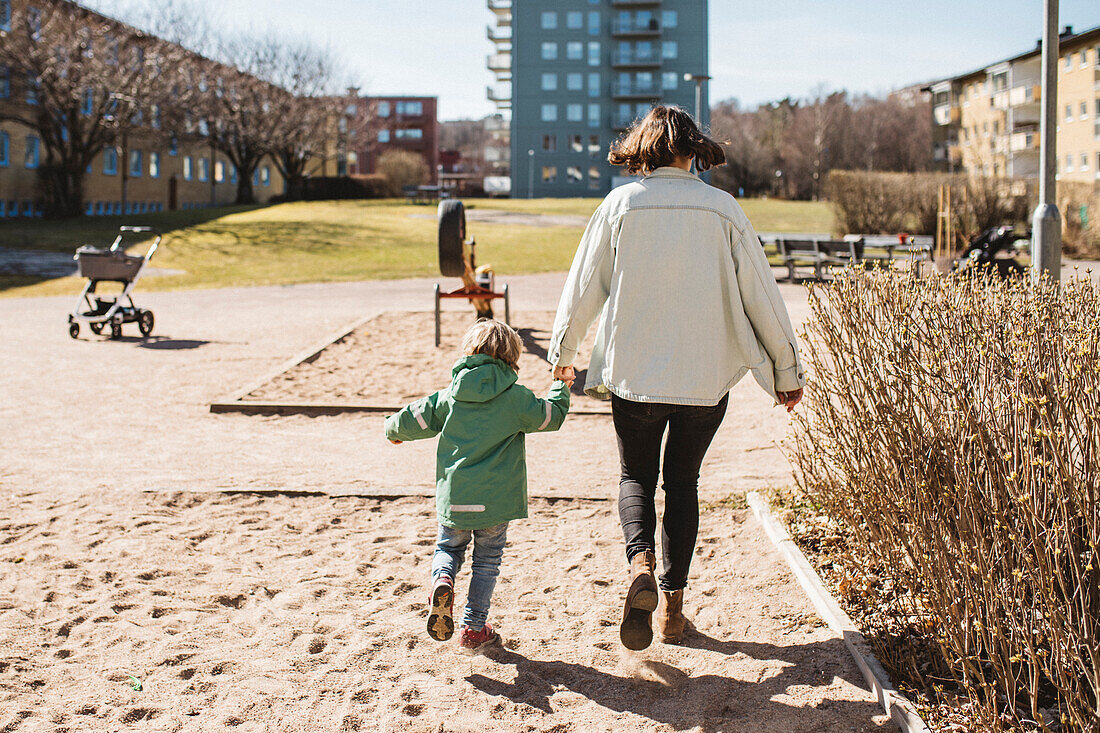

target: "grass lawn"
[0,197,835,298]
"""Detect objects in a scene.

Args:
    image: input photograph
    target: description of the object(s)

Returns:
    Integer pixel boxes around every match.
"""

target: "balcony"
[487,0,511,14]
[486,24,511,44]
[611,49,661,68]
[1010,131,1039,152]
[933,105,959,126]
[611,80,659,98]
[487,53,511,72]
[486,85,511,109]
[611,18,661,36]
[1007,84,1040,107]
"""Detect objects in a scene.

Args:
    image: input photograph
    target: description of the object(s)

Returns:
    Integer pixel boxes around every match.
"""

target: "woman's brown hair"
[607,105,726,175]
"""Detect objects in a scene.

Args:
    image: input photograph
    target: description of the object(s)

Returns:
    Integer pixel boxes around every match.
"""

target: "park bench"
[777,239,858,282]
[403,185,449,204]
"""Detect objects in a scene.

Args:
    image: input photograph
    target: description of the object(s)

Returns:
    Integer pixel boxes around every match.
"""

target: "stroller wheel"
[69,322,79,339]
[90,322,104,335]
[110,322,122,340]
[138,310,155,337]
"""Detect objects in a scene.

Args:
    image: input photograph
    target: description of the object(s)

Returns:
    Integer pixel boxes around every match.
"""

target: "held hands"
[775,388,803,413]
[553,365,576,389]
[389,439,402,445]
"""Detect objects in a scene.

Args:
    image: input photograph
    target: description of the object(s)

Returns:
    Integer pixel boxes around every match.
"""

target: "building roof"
[922,23,1100,91]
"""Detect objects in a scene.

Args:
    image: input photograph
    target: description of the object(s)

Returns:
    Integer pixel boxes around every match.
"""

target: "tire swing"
[433,200,510,347]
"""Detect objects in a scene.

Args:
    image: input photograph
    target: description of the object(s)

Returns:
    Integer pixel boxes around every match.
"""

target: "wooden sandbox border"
[747,492,931,733]
[209,312,611,417]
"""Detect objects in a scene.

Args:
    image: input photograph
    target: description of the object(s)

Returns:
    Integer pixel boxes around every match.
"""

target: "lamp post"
[1031,0,1061,281]
[682,73,712,124]
[527,148,535,199]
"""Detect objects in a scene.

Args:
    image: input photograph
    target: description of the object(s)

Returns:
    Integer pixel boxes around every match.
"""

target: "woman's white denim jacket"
[549,166,806,406]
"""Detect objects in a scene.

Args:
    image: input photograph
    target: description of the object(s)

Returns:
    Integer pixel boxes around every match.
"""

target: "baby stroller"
[68,226,160,340]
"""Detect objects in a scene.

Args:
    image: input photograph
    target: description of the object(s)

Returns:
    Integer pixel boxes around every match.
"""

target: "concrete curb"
[746,491,931,733]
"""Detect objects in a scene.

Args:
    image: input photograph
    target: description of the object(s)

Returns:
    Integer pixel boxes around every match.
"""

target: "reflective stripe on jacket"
[549,166,805,406]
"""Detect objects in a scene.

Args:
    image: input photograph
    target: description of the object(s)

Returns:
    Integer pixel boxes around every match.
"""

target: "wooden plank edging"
[746,491,931,733]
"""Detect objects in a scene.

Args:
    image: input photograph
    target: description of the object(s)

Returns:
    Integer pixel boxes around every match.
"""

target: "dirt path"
[1,273,895,731]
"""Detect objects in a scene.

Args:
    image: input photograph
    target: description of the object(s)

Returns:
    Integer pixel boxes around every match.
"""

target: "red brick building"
[348,96,439,184]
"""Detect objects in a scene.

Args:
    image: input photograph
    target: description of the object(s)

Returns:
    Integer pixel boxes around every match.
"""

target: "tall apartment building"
[926,24,1100,183]
[487,0,708,198]
[0,0,284,219]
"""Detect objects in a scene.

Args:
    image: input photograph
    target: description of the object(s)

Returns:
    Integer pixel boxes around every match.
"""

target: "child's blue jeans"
[431,522,508,632]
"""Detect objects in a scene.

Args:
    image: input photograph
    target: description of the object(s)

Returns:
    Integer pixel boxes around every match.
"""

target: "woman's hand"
[776,388,803,413]
[389,439,403,445]
[553,365,576,388]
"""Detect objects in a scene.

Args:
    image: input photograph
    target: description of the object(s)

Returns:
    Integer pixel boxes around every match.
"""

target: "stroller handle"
[119,226,160,235]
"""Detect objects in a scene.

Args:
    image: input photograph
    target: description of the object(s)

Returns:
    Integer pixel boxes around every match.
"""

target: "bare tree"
[0,1,188,216]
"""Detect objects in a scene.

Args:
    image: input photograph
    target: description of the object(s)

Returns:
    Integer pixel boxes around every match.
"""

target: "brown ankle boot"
[656,589,687,644]
[620,550,658,651]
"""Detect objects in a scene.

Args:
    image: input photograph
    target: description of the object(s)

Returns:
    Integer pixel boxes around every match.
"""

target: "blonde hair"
[461,319,522,372]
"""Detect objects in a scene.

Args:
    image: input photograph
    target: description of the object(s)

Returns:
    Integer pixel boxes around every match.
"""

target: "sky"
[103,0,1099,120]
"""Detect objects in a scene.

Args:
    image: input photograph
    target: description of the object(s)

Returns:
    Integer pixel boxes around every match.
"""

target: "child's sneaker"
[458,622,499,655]
[427,577,455,641]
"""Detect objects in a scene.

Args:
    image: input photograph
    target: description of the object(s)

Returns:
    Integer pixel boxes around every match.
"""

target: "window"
[198,157,209,182]
[541,104,558,122]
[1064,55,1071,71]
[1082,101,1089,119]
[169,137,178,156]
[214,160,225,183]
[0,132,8,167]
[542,134,556,152]
[26,73,38,104]
[378,101,390,117]
[588,72,600,98]
[588,135,600,156]
[28,6,41,41]
[588,42,600,66]
[566,72,583,91]
[149,152,160,178]
[661,10,677,28]
[1066,153,1073,171]
[588,166,601,190]
[129,149,142,178]
[103,146,118,175]
[81,88,93,115]
[541,73,558,91]
[261,166,270,186]
[0,0,10,31]
[395,128,423,139]
[588,103,600,129]
[183,156,193,180]
[588,11,599,35]
[567,166,582,183]
[1081,153,1088,171]
[541,166,557,183]
[567,103,583,122]
[0,66,9,99]
[378,129,390,143]
[23,136,40,168]
[230,164,238,184]
[566,11,583,29]
[542,42,558,61]
[570,135,583,153]
[1081,51,1088,68]
[396,101,423,116]
[662,72,678,90]
[662,41,678,59]
[566,41,583,60]
[1066,104,1073,122]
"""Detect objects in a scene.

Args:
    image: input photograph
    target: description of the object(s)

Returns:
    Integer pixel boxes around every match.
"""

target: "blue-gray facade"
[488,0,708,198]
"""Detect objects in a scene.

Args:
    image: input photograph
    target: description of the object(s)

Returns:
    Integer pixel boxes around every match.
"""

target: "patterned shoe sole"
[427,584,455,641]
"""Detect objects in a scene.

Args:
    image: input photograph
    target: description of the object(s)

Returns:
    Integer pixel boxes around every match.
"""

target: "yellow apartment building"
[926,24,1099,184]
[0,0,284,219]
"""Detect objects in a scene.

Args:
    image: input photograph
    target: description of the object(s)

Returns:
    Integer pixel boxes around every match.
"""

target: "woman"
[549,105,804,651]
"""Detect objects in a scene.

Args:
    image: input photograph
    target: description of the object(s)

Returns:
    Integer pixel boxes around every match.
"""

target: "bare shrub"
[376,150,429,196]
[792,270,1100,731]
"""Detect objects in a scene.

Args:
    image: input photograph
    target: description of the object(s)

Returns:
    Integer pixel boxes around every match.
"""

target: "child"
[384,319,571,654]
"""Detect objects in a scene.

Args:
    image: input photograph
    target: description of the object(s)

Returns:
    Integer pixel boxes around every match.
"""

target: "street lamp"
[527,148,535,199]
[683,73,712,124]
[1031,0,1061,281]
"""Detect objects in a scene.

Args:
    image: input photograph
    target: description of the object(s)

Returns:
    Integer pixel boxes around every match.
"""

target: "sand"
[1,273,895,731]
[247,311,607,411]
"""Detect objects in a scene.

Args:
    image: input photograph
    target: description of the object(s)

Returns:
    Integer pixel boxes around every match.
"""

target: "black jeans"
[612,393,728,592]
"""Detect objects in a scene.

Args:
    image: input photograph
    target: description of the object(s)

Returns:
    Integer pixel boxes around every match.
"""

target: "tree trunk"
[235,174,255,205]
[285,175,305,201]
[39,164,86,218]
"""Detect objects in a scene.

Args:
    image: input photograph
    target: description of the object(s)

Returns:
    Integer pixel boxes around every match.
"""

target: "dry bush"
[376,150,430,196]
[825,171,1034,245]
[792,269,1100,731]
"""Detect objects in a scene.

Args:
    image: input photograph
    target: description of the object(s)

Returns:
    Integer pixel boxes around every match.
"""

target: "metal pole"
[694,79,702,124]
[527,149,535,199]
[1031,0,1061,281]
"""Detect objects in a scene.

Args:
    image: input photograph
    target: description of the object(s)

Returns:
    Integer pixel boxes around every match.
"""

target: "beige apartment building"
[0,0,284,219]
[927,24,1099,183]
